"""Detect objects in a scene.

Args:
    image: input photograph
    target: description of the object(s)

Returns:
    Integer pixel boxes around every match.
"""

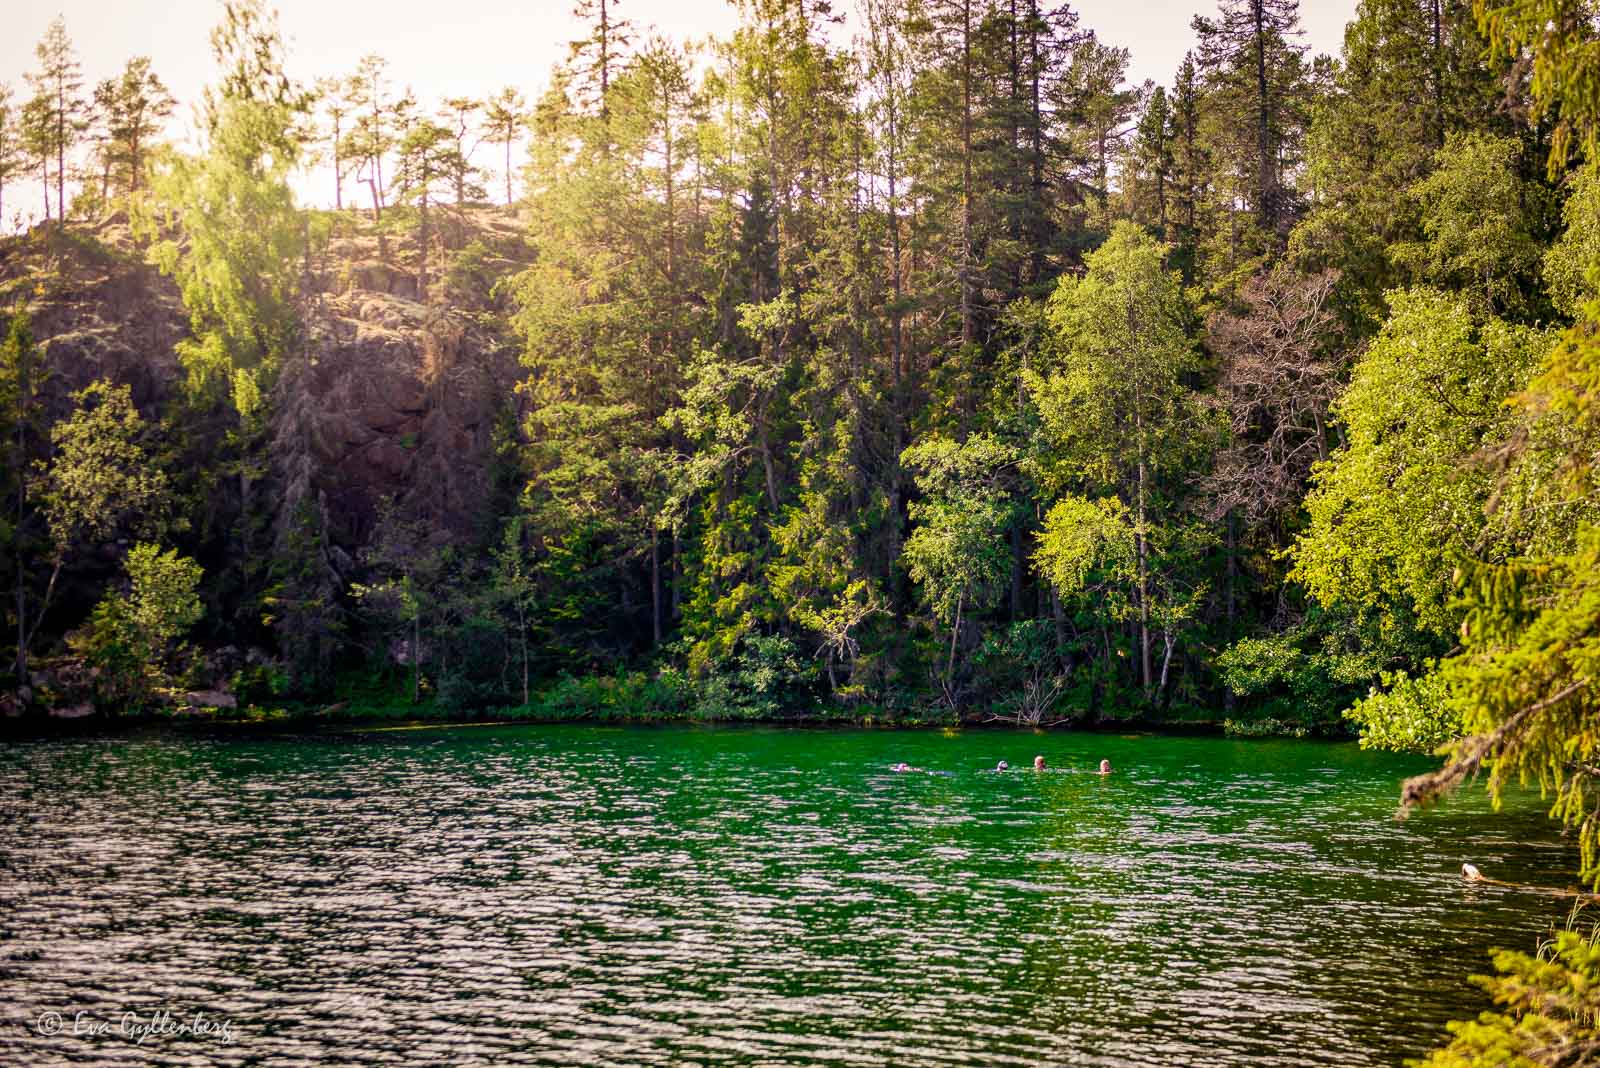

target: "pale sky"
[3,0,1358,225]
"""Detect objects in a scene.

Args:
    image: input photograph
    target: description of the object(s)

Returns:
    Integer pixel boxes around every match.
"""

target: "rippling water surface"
[0,725,1577,1066]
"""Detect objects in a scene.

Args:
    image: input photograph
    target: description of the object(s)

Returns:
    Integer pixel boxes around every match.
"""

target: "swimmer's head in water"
[1033,755,1046,771]
[892,762,910,772]
[996,760,1008,771]
[1099,759,1112,774]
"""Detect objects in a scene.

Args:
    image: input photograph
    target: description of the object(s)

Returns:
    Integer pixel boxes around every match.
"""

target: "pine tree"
[91,57,175,198]
[25,17,87,222]
[1127,84,1174,234]
[20,94,53,222]
[437,96,483,207]
[392,118,461,299]
[345,54,393,220]
[314,76,356,210]
[482,88,527,205]
[1291,0,1505,318]
[1056,38,1136,234]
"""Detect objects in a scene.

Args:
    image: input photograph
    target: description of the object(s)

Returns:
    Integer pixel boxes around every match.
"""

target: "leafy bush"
[231,662,289,704]
[71,544,204,710]
[1345,666,1461,753]
[526,669,691,720]
[692,634,815,720]
[436,615,512,711]
[1216,620,1387,734]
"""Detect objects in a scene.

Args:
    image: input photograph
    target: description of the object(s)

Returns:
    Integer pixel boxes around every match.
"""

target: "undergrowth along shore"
[7,667,1320,739]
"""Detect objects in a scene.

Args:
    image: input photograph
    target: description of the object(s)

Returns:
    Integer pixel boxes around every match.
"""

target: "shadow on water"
[0,724,1577,1066]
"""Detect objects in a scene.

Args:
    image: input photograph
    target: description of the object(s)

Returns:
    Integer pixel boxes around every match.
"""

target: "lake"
[0,724,1577,1066]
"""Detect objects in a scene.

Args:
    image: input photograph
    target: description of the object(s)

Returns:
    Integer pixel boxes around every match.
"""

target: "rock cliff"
[1,205,534,554]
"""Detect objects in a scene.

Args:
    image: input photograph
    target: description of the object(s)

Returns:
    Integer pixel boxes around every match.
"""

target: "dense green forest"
[5,0,1600,1054]
[1,0,1597,740]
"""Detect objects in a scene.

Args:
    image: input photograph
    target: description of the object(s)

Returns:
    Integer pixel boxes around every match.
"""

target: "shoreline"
[0,702,1333,741]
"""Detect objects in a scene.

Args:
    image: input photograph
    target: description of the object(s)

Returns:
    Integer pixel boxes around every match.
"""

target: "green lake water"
[0,724,1580,1066]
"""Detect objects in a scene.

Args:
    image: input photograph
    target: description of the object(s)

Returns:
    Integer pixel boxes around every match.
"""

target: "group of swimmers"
[891,756,1112,775]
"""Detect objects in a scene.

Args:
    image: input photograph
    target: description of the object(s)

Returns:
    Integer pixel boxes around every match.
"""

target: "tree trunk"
[1157,628,1175,702]
[1253,0,1273,230]
[333,115,343,210]
[886,48,905,587]
[12,338,28,684]
[1224,514,1237,715]
[1028,0,1044,286]
[1135,419,1152,696]
[56,82,66,221]
[518,602,529,706]
[1010,521,1023,621]
[758,412,781,512]
[599,0,611,138]
[671,528,682,621]
[1052,585,1067,670]
[650,526,662,646]
[417,191,429,301]
[411,611,420,705]
[1430,0,1443,149]
[960,0,974,348]
[946,589,964,692]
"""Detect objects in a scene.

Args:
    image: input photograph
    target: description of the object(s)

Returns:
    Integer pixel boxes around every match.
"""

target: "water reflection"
[0,726,1575,1066]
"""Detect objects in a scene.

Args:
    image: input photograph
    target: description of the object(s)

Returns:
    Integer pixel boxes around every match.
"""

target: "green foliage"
[1390,133,1551,319]
[1293,289,1546,641]
[40,381,169,558]
[1417,919,1600,1068]
[1216,620,1387,732]
[973,619,1072,725]
[1024,221,1209,705]
[691,634,816,721]
[1346,666,1461,753]
[901,434,1018,627]
[1292,0,1505,323]
[1025,222,1199,495]
[137,0,308,413]
[521,669,692,722]
[1222,716,1309,739]
[1394,292,1600,881]
[91,56,175,199]
[1034,495,1133,598]
[1545,163,1600,318]
[262,498,342,693]
[1476,0,1600,178]
[122,542,204,662]
[73,543,203,709]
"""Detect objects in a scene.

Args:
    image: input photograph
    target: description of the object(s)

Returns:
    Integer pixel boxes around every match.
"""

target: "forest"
[2,0,1597,738]
[4,0,1600,1056]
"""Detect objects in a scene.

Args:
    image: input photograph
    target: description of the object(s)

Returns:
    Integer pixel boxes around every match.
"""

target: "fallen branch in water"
[1399,679,1588,815]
